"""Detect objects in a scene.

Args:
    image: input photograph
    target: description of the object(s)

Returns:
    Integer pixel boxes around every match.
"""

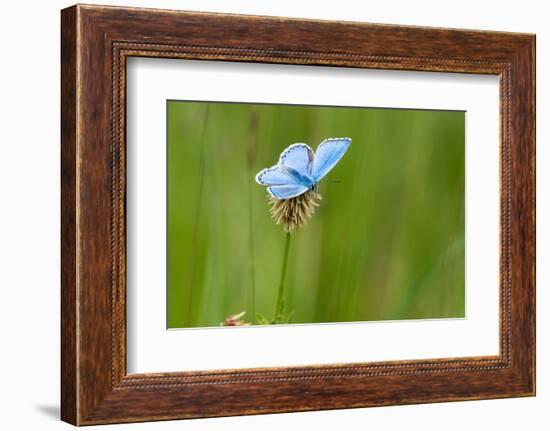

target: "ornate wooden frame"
[61,4,535,425]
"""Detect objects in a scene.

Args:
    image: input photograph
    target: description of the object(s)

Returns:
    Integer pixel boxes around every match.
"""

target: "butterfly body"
[255,138,351,200]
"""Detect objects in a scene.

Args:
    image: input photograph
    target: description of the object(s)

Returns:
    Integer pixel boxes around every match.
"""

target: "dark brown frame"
[61,4,536,426]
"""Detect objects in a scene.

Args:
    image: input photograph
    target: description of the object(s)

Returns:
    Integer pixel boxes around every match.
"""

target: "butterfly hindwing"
[255,138,351,200]
[312,138,351,182]
[256,144,315,200]
[267,184,309,200]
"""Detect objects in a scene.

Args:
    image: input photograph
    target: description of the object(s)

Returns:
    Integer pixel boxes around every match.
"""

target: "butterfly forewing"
[255,138,351,200]
[255,165,297,186]
[278,143,314,178]
[312,138,351,182]
[256,165,311,187]
[256,143,315,200]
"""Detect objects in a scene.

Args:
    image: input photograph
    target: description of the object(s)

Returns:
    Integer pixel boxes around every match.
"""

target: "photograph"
[51,3,536,425]
[167,101,466,328]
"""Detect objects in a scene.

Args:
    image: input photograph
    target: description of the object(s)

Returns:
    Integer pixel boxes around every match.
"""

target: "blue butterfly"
[255,138,351,199]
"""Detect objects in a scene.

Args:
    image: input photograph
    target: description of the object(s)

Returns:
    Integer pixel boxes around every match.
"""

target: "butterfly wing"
[255,143,315,200]
[311,138,351,182]
[278,143,314,178]
[267,184,309,199]
[255,165,309,199]
[256,165,298,186]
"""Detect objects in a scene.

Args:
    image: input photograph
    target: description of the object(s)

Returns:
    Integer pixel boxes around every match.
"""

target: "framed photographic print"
[61,4,536,425]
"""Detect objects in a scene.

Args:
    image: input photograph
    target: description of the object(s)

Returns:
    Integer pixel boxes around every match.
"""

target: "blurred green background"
[167,100,465,328]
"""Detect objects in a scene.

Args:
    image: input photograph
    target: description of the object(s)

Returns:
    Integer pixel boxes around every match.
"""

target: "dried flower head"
[269,190,322,232]
[221,311,250,327]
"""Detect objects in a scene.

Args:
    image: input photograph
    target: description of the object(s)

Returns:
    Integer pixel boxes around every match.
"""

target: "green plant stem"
[273,232,291,323]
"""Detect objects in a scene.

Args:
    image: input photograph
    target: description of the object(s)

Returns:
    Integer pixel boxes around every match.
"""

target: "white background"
[127,59,499,373]
[0,0,547,430]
